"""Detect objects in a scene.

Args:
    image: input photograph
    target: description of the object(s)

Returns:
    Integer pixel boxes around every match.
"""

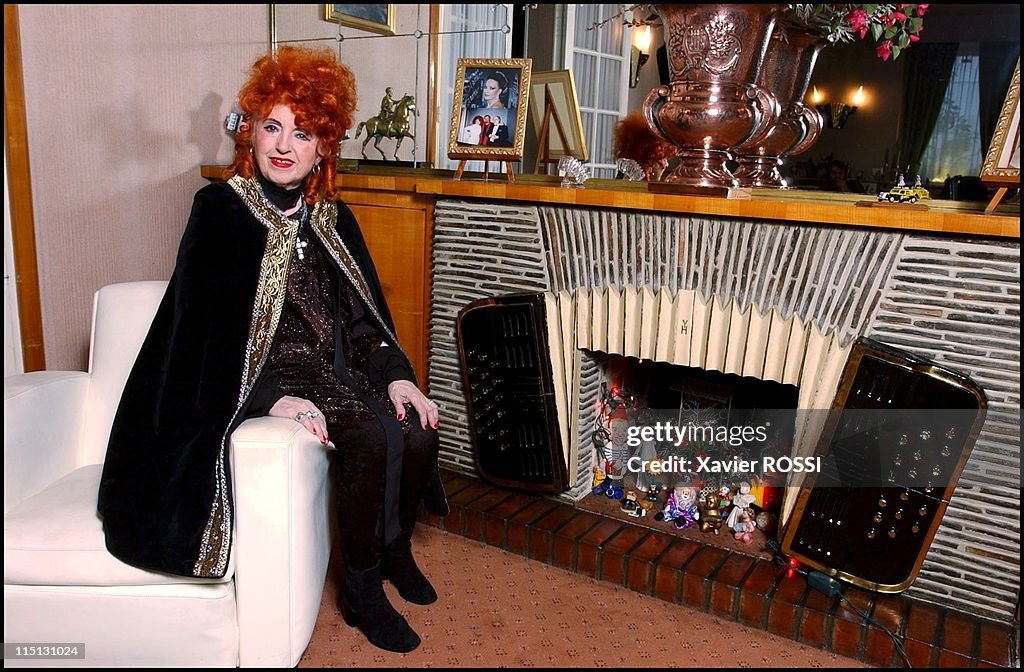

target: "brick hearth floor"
[418,469,1016,668]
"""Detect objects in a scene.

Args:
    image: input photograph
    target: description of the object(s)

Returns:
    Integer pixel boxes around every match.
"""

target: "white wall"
[17,5,267,370]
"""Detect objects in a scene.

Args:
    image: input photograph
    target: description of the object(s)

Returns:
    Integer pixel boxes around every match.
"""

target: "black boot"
[340,563,421,653]
[422,471,450,517]
[382,534,437,605]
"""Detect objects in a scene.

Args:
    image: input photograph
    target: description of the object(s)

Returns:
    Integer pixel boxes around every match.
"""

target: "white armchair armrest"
[230,416,334,668]
[4,371,89,513]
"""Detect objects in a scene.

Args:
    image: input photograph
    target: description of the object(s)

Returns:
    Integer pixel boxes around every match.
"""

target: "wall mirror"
[523,4,1020,189]
[269,4,515,172]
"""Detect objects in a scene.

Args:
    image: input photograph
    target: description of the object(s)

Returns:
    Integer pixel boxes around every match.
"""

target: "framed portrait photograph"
[529,70,588,165]
[448,58,533,161]
[981,58,1020,185]
[323,4,395,36]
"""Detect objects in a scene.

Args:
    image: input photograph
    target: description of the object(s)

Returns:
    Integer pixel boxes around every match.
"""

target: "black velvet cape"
[97,176,419,578]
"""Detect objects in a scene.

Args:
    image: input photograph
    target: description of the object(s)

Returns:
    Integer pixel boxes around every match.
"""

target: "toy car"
[877,185,930,203]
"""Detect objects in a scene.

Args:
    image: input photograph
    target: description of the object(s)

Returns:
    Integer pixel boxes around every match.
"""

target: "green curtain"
[978,43,1020,153]
[894,43,959,177]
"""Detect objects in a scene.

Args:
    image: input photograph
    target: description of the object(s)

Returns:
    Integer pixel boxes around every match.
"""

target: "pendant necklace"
[294,200,310,261]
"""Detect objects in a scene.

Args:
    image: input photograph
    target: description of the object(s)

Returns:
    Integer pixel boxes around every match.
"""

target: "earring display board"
[456,293,567,492]
[781,338,987,593]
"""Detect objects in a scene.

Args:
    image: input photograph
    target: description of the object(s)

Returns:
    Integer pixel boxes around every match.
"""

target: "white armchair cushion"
[4,582,238,667]
[4,465,231,587]
[4,371,89,513]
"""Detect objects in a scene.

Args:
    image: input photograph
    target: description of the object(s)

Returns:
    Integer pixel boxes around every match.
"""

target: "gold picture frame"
[447,58,533,161]
[323,4,395,36]
[981,58,1020,185]
[529,70,588,166]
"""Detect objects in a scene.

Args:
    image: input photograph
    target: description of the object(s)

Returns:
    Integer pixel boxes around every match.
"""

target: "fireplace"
[428,198,1020,621]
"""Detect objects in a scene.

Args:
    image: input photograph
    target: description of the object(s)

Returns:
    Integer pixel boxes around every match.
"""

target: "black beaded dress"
[248,178,439,570]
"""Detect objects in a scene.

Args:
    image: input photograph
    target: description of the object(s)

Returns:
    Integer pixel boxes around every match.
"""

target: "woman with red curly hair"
[98,47,445,654]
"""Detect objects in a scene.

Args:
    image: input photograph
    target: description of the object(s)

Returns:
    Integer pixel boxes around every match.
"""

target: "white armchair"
[4,281,333,667]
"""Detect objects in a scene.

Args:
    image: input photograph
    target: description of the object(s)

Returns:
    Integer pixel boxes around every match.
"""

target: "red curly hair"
[225,46,356,203]
[612,111,676,180]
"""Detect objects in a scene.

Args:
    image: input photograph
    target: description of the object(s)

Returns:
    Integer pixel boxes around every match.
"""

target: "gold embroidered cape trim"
[309,204,404,351]
[193,175,297,577]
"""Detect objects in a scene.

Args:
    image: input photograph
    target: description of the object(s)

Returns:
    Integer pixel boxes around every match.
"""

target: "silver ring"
[294,410,319,422]
[428,400,438,407]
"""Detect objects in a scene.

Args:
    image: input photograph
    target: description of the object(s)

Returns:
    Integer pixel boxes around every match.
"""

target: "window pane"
[599,6,623,54]
[919,52,982,184]
[575,5,598,51]
[598,58,622,110]
[575,53,598,107]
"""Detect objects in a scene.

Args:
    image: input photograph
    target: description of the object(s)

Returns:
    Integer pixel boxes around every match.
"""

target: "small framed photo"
[981,58,1020,184]
[323,4,395,36]
[529,69,588,162]
[448,58,533,161]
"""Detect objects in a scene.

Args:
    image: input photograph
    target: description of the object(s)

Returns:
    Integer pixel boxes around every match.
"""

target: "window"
[918,46,982,184]
[562,5,631,178]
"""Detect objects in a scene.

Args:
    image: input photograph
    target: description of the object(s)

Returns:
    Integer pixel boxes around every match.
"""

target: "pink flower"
[891,11,907,23]
[848,8,869,29]
[881,12,898,28]
[896,3,909,9]
[916,4,929,17]
[876,40,893,61]
[909,32,920,43]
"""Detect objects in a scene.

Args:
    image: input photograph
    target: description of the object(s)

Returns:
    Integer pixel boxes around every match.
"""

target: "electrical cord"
[767,541,913,668]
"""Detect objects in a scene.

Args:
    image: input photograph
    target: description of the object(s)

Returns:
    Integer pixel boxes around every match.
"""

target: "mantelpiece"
[201,165,1020,239]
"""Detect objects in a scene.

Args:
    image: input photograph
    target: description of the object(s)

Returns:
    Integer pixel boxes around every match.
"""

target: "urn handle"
[739,84,780,150]
[783,102,823,158]
[642,86,675,145]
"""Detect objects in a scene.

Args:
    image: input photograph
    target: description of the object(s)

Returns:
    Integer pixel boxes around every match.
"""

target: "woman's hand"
[387,379,440,430]
[269,395,329,445]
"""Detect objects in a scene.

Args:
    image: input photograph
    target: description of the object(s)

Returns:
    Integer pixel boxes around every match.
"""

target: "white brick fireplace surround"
[427,199,1019,621]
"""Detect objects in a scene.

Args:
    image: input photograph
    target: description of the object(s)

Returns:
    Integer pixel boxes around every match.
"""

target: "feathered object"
[612,111,675,180]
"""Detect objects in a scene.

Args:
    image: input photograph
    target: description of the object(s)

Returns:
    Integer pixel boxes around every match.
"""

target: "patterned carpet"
[298,525,868,668]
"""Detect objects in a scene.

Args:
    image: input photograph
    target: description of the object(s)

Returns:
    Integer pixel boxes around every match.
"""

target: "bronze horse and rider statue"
[353,88,417,160]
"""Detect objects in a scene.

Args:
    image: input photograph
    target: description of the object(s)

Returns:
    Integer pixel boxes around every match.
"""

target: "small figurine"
[620,491,646,517]
[591,466,606,492]
[897,173,906,187]
[645,483,662,503]
[698,492,725,535]
[755,510,777,534]
[731,507,757,543]
[717,485,733,518]
[654,484,699,529]
[726,481,757,530]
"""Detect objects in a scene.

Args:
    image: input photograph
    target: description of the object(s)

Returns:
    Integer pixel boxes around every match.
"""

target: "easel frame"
[528,70,587,174]
[981,59,1020,214]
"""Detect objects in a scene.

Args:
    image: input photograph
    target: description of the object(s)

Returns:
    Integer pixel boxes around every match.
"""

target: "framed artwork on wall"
[981,58,1020,212]
[447,58,533,164]
[323,4,395,36]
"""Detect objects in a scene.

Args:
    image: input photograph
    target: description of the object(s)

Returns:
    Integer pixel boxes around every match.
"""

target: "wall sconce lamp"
[629,24,651,88]
[812,85,866,129]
